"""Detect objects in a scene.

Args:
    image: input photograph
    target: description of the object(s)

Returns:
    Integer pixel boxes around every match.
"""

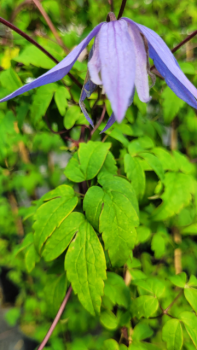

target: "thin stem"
[0,17,82,88]
[163,291,183,315]
[91,104,106,136]
[32,0,69,53]
[150,29,197,72]
[117,0,128,19]
[38,286,72,350]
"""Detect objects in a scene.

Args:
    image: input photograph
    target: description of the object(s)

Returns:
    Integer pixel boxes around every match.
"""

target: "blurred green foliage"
[1,0,197,349]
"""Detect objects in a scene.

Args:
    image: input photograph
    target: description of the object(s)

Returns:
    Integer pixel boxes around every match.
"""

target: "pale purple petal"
[127,21,151,103]
[98,20,136,123]
[0,23,103,103]
[123,18,197,108]
[100,113,116,133]
[79,77,96,127]
[88,36,102,85]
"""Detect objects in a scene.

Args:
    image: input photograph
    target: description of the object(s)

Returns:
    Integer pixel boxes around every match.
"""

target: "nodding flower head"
[1,13,197,132]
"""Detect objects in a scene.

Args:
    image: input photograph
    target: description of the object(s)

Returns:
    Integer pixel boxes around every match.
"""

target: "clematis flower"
[1,13,197,132]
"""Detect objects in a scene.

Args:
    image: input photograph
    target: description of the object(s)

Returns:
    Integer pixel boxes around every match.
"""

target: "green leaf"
[173,150,195,175]
[133,278,165,298]
[180,312,197,348]
[45,274,67,315]
[83,186,104,231]
[169,273,187,288]
[41,212,85,261]
[98,173,139,217]
[33,185,78,253]
[25,244,40,272]
[188,275,197,287]
[4,308,20,327]
[30,84,57,122]
[14,45,54,69]
[137,226,151,244]
[100,310,118,330]
[103,340,119,350]
[14,232,34,256]
[151,233,166,258]
[124,154,146,199]
[152,173,193,221]
[131,295,159,319]
[152,147,178,172]
[104,272,131,308]
[162,319,183,350]
[0,67,22,93]
[99,151,117,176]
[54,86,68,116]
[65,141,111,182]
[184,288,197,313]
[65,220,106,315]
[100,190,137,266]
[140,153,164,181]
[181,223,197,235]
[63,105,83,129]
[162,86,185,123]
[133,323,153,341]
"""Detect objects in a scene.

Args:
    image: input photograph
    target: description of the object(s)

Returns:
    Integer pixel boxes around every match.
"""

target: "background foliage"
[1,0,197,349]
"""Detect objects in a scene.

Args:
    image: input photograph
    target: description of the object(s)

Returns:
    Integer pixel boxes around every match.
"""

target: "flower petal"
[79,72,97,127]
[127,21,151,103]
[0,23,103,103]
[100,113,116,133]
[124,18,197,108]
[88,36,102,85]
[98,20,136,122]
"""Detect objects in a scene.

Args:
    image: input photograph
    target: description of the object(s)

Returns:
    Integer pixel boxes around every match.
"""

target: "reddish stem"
[0,17,82,88]
[37,286,72,350]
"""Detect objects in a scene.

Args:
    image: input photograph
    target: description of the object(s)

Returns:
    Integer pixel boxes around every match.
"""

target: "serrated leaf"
[65,141,111,182]
[184,288,197,313]
[140,153,164,181]
[104,272,131,308]
[100,310,118,330]
[152,173,193,221]
[54,86,68,116]
[169,273,187,288]
[180,312,197,348]
[152,147,178,171]
[42,212,85,261]
[133,278,165,298]
[34,185,78,253]
[133,323,153,341]
[162,86,185,124]
[124,154,146,200]
[100,191,138,266]
[131,295,159,319]
[98,173,139,217]
[162,319,183,350]
[65,220,106,315]
[83,186,104,231]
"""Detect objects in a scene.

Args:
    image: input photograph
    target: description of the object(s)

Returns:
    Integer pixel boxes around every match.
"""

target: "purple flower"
[1,15,197,132]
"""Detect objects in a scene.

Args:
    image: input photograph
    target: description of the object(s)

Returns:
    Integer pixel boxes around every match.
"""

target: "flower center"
[106,12,117,22]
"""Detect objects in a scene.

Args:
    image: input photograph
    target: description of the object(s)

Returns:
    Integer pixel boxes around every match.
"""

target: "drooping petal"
[98,20,136,122]
[79,71,97,127]
[124,18,197,108]
[127,21,151,103]
[100,113,116,133]
[88,35,102,85]
[0,23,103,103]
